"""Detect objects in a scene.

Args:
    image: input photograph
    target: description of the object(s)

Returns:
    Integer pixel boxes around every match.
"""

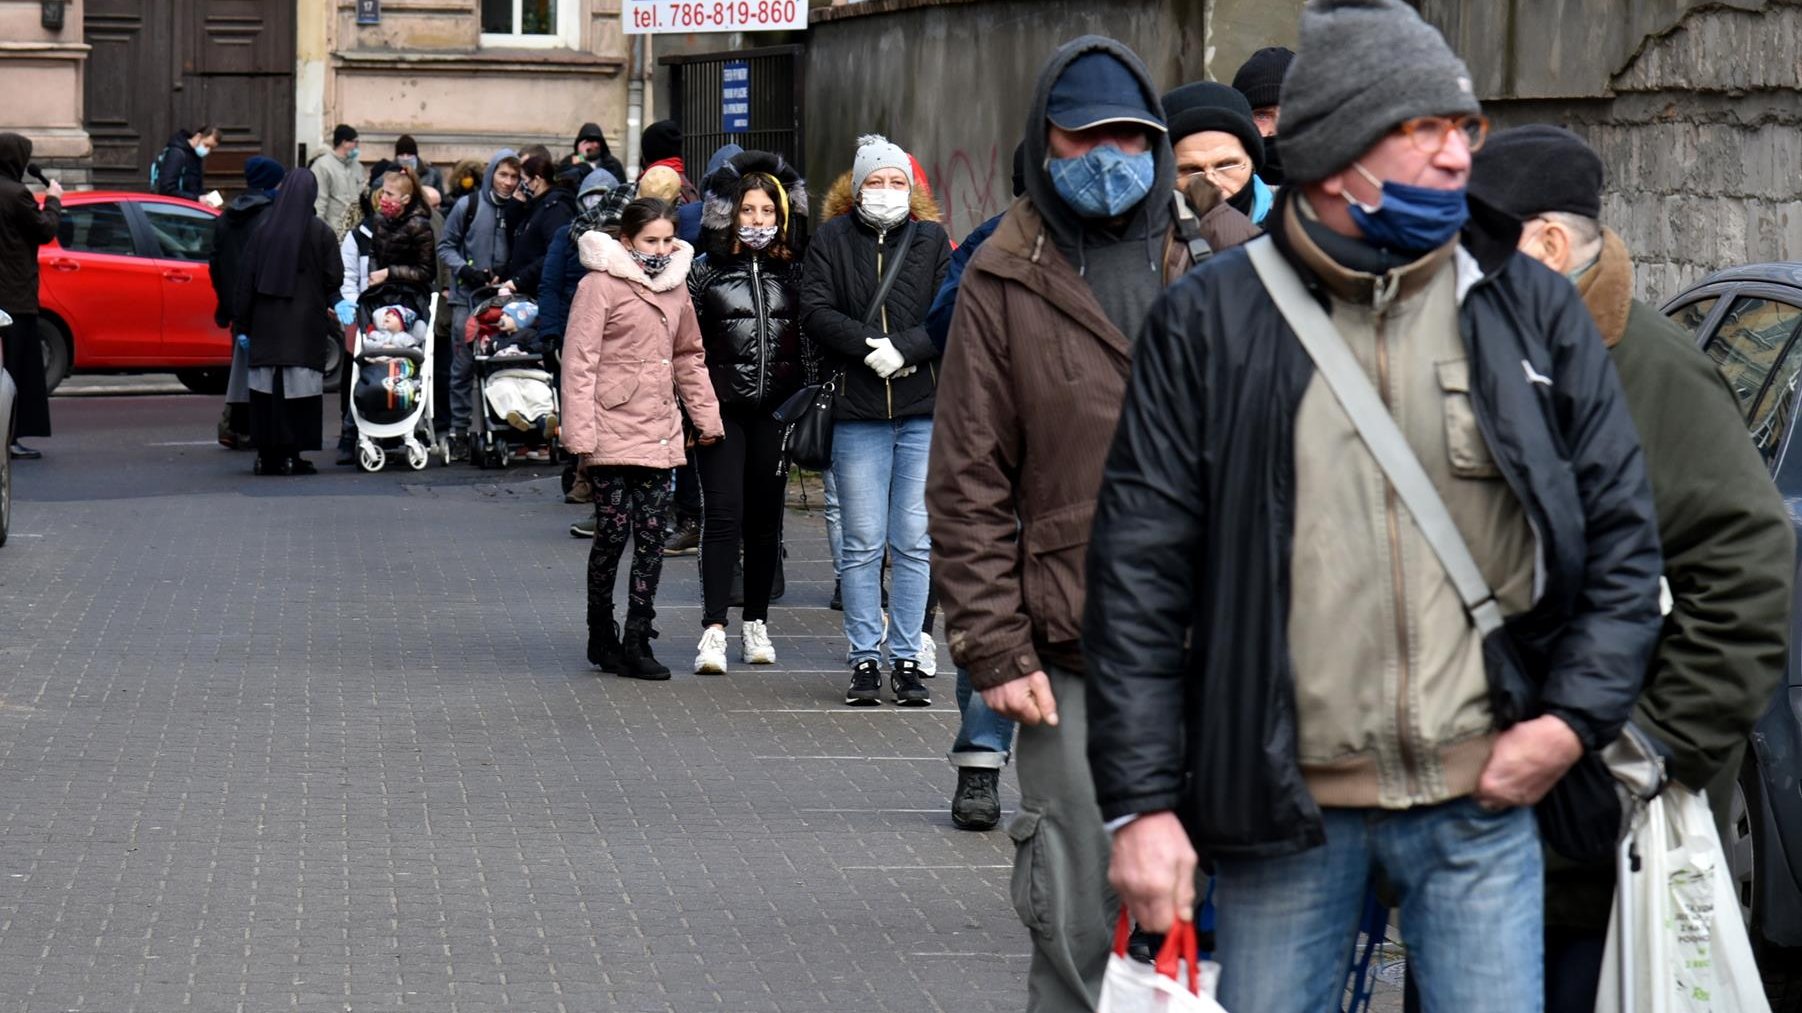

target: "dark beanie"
[1468,124,1604,222]
[641,120,683,165]
[243,155,285,192]
[1232,46,1294,110]
[1278,0,1481,184]
[394,134,419,157]
[1162,81,1266,172]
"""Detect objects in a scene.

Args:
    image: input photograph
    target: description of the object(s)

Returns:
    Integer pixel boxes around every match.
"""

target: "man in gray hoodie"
[437,148,521,454]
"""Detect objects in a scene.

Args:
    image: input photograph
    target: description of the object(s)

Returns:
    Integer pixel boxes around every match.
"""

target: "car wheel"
[175,368,229,396]
[1738,764,1802,1010]
[38,317,70,393]
[322,341,344,394]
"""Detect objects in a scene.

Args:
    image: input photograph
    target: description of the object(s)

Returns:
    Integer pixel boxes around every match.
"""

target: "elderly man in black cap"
[927,33,1208,1012]
[1162,80,1270,236]
[1232,45,1294,184]
[1469,124,1794,1013]
[1084,0,1664,1008]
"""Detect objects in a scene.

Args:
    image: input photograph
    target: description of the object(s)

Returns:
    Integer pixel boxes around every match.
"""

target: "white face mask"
[194,144,212,158]
[857,187,910,230]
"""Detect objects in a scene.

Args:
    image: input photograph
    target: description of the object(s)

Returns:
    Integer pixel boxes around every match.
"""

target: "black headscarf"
[248,167,320,298]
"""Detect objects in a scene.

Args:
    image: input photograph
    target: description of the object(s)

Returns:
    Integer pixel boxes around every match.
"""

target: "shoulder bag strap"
[1245,236,1503,637]
[1171,192,1213,267]
[861,221,917,327]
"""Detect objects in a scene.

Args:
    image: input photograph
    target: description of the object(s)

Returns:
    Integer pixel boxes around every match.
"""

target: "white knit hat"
[852,133,913,192]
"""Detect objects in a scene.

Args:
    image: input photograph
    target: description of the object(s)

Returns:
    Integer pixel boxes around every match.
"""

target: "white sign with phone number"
[622,0,806,34]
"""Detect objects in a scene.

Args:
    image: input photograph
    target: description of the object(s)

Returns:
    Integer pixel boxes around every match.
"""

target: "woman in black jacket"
[799,135,950,707]
[233,167,343,476]
[367,164,436,294]
[686,153,809,675]
[502,155,579,297]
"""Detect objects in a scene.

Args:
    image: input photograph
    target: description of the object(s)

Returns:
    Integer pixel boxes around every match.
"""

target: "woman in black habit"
[233,167,342,475]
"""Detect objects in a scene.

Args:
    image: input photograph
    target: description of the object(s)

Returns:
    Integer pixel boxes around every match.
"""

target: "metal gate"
[663,45,806,176]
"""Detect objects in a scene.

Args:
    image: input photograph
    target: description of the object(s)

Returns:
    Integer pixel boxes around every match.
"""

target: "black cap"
[1469,124,1604,222]
[1046,51,1166,133]
[394,134,418,157]
[332,123,358,147]
[1231,46,1294,110]
[1162,81,1266,172]
[641,120,683,165]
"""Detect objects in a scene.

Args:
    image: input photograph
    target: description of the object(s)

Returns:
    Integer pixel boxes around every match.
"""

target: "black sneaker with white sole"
[951,767,1001,831]
[845,660,882,706]
[891,659,931,707]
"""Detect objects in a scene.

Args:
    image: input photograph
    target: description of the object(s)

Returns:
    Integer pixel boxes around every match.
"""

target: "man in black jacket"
[152,125,220,202]
[1084,2,1663,1010]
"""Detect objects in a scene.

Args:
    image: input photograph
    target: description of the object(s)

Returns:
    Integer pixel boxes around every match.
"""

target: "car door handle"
[49,258,78,272]
[163,271,192,283]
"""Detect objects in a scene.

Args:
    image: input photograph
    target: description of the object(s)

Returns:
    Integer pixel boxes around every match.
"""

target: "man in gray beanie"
[1084,1,1663,1010]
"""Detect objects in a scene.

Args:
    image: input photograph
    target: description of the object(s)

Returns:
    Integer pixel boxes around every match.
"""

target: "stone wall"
[803,0,1302,239]
[0,0,92,186]
[1419,0,1802,304]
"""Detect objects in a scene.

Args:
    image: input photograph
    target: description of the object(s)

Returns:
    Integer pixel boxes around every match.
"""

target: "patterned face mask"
[737,225,778,250]
[631,248,673,276]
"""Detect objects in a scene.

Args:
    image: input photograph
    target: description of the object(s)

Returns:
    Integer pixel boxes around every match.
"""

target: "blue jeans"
[950,667,1015,765]
[821,466,843,573]
[832,417,931,663]
[1213,798,1543,1013]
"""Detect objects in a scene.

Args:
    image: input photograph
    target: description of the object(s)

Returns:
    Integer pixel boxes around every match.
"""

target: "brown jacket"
[928,195,1250,690]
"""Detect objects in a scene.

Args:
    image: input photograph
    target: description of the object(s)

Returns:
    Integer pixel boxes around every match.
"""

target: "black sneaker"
[891,659,931,707]
[844,660,882,706]
[951,767,1001,831]
[662,516,701,556]
[570,515,596,539]
[448,433,469,462]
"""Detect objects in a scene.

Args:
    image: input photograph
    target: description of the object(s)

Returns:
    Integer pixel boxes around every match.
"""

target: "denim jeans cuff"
[948,749,1009,770]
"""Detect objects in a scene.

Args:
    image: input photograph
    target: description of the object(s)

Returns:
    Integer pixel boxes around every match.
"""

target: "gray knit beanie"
[1278,0,1481,184]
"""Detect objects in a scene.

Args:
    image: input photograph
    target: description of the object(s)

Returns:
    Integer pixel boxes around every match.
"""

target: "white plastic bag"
[1594,785,1771,1013]
[1097,912,1229,1013]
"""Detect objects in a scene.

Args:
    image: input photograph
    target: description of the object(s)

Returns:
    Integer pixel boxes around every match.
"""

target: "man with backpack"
[436,148,522,458]
[151,125,220,202]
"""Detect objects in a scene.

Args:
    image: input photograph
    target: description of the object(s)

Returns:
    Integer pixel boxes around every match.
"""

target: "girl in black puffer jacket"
[685,151,811,675]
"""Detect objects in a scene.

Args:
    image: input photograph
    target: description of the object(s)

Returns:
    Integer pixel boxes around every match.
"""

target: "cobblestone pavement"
[0,393,1403,1013]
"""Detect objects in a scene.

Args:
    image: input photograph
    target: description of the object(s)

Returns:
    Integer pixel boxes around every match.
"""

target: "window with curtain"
[481,0,558,36]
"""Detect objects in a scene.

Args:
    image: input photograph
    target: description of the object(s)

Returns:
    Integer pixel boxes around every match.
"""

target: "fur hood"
[700,150,810,232]
[821,170,943,223]
[577,229,694,292]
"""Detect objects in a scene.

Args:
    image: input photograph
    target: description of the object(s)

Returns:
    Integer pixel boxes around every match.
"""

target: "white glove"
[893,365,919,378]
[864,336,907,378]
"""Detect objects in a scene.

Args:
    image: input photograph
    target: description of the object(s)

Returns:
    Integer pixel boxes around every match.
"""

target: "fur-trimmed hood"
[700,150,810,232]
[576,229,694,292]
[821,170,943,223]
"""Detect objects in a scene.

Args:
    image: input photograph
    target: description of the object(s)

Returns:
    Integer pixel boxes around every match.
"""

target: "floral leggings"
[586,465,673,626]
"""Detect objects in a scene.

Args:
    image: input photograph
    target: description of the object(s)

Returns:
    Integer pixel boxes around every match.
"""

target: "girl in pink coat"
[562,198,723,679]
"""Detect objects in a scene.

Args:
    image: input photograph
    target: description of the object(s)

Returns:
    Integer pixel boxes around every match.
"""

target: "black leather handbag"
[774,221,915,473]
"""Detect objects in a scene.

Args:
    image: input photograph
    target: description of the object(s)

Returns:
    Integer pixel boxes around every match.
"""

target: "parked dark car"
[1663,263,1802,1006]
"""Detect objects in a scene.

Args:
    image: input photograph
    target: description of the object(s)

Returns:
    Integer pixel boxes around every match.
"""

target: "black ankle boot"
[587,608,623,671]
[618,622,672,681]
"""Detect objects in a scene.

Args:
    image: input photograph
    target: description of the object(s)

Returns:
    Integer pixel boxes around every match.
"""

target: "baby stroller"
[465,284,559,469]
[349,283,440,472]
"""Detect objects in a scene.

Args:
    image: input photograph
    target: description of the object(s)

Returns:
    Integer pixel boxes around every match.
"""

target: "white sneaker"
[918,633,938,678]
[694,627,729,675]
[742,620,777,665]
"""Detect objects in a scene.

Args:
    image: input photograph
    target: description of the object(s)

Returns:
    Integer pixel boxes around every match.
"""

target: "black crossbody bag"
[774,221,916,473]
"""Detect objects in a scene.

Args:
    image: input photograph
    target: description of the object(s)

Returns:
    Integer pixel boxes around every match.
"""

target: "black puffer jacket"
[689,251,806,411]
[369,197,436,289]
[1083,192,1664,860]
[800,174,949,421]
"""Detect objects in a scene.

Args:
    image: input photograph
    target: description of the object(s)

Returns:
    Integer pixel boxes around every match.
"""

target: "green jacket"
[1547,229,1795,930]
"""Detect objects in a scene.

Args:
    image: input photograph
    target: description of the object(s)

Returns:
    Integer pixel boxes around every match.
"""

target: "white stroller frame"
[349,291,441,472]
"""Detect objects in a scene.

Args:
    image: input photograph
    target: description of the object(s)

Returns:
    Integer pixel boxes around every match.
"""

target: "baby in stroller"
[362,304,425,357]
[468,297,558,464]
[348,286,438,471]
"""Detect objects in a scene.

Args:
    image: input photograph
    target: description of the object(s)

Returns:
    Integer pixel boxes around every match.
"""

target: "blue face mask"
[1048,144,1156,219]
[1343,163,1469,255]
[1249,175,1274,225]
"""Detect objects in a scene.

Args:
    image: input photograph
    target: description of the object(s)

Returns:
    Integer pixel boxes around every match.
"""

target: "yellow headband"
[749,172,789,228]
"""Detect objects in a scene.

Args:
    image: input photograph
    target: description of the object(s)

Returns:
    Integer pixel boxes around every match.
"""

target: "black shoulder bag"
[773,222,915,473]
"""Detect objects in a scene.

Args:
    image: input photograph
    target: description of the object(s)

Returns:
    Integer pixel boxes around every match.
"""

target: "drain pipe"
[625,34,645,181]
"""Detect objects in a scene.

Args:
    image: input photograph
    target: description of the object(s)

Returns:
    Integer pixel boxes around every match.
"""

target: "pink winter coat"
[561,231,722,469]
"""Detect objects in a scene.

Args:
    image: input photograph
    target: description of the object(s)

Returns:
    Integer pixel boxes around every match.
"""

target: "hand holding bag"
[1097,911,1227,1013]
[774,222,916,473]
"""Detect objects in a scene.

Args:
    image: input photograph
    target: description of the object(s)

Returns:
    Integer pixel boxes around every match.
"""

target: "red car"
[34,191,233,393]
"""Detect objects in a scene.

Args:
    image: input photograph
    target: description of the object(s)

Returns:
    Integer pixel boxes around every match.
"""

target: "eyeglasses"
[1397,114,1489,154]
[1177,160,1251,185]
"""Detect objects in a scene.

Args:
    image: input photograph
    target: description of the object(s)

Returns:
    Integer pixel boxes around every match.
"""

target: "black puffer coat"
[369,197,436,289]
[1083,191,1664,860]
[688,251,806,411]
[799,173,949,421]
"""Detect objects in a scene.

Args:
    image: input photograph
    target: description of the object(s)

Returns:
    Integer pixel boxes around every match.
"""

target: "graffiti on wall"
[927,143,1009,241]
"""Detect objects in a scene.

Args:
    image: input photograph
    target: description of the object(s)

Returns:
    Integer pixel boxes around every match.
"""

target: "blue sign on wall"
[722,61,750,134]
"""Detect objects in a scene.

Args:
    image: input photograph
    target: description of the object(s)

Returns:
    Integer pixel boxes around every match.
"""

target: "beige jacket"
[1283,199,1537,809]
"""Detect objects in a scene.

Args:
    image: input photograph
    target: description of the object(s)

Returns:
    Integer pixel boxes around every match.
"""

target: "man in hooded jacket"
[437,148,521,452]
[0,132,62,458]
[926,37,1202,1010]
[1084,2,1663,1009]
[568,122,627,185]
[152,125,219,201]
